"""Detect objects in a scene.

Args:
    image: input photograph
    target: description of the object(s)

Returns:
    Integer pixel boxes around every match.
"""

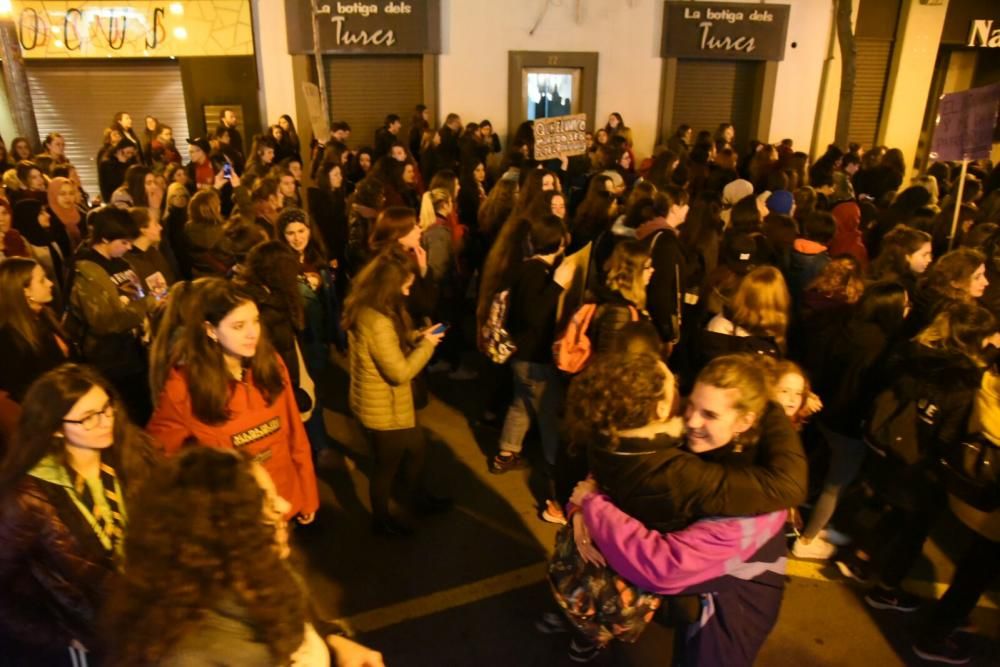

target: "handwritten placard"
[930,82,1000,161]
[533,114,588,161]
[662,2,790,61]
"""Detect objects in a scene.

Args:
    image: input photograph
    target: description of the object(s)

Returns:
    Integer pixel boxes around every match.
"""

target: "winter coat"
[66,255,154,379]
[345,204,378,276]
[0,439,158,651]
[587,402,807,533]
[697,313,781,372]
[184,220,234,278]
[159,598,329,667]
[587,286,648,355]
[147,362,319,519]
[950,371,1000,542]
[814,320,893,438]
[347,307,435,431]
[306,187,348,268]
[0,315,72,403]
[786,239,830,301]
[507,258,565,363]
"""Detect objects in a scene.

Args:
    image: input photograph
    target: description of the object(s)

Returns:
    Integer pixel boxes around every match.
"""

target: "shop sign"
[285,0,441,55]
[930,83,1000,161]
[968,20,1000,47]
[11,1,254,59]
[533,114,588,161]
[661,2,790,61]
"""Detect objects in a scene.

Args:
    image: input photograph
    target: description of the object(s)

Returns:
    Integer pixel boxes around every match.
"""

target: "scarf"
[29,454,127,555]
[47,176,82,229]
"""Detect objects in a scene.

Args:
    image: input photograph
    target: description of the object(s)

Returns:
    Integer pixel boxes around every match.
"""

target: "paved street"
[295,359,1000,666]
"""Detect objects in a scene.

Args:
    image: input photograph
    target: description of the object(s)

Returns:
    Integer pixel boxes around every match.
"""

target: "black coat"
[588,287,647,355]
[0,316,71,403]
[507,258,564,363]
[588,402,808,532]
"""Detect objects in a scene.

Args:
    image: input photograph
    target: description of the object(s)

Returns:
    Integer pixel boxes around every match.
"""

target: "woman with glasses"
[0,363,158,665]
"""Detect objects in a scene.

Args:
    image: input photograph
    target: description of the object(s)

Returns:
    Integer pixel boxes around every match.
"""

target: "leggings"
[367,426,427,521]
[802,423,868,539]
[925,532,1000,640]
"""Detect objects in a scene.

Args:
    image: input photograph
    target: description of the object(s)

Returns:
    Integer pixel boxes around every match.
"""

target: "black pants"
[877,466,947,589]
[925,533,1000,640]
[367,426,427,521]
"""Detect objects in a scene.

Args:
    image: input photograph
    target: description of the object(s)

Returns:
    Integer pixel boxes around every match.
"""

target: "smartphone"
[222,162,232,179]
[432,323,450,335]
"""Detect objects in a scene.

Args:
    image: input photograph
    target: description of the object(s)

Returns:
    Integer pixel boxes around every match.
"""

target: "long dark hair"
[276,207,328,269]
[123,164,152,207]
[342,246,417,344]
[103,447,306,665]
[0,257,52,351]
[477,179,517,237]
[241,241,305,330]
[0,364,129,494]
[176,279,285,424]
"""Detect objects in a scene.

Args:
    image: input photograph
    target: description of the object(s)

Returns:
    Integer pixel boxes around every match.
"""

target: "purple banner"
[930,82,1000,161]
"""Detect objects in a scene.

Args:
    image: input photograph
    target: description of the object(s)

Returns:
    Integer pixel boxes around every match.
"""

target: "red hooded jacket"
[147,362,319,518]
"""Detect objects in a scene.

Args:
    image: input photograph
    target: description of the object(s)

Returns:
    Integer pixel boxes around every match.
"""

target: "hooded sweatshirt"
[787,238,830,301]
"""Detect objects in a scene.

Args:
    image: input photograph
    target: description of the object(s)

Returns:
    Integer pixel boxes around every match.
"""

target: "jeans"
[803,423,868,539]
[499,360,562,466]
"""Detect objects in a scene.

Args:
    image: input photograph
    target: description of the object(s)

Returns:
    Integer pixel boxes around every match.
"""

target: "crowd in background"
[0,102,999,666]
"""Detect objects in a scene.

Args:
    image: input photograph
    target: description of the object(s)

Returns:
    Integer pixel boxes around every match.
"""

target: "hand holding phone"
[222,162,233,179]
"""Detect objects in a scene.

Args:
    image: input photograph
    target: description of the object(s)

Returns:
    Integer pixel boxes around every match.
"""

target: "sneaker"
[448,366,478,381]
[541,500,568,525]
[865,586,922,612]
[534,612,570,635]
[568,637,600,663]
[489,451,527,474]
[791,536,837,560]
[835,558,873,584]
[819,526,852,546]
[912,635,971,664]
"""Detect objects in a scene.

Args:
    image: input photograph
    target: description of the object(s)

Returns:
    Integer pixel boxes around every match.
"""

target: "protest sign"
[930,82,1000,161]
[533,114,588,161]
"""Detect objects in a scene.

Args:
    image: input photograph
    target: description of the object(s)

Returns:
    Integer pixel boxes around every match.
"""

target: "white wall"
[439,0,832,160]
[252,0,298,129]
[440,0,665,160]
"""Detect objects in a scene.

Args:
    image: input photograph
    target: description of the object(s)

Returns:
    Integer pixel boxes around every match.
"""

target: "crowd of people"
[0,102,998,666]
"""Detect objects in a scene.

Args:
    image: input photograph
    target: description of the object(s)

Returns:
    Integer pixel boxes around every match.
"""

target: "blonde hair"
[418,188,453,230]
[605,240,649,309]
[696,354,769,421]
[915,302,996,368]
[729,266,791,350]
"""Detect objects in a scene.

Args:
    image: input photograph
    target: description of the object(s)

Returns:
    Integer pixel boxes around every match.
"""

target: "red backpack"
[554,303,638,374]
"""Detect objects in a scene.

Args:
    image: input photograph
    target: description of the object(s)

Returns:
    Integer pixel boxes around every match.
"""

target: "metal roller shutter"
[671,60,757,153]
[847,38,893,150]
[324,56,423,151]
[27,62,190,199]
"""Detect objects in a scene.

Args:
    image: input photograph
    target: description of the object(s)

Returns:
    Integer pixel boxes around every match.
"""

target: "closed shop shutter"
[671,60,758,154]
[847,39,893,149]
[27,62,190,199]
[324,56,423,152]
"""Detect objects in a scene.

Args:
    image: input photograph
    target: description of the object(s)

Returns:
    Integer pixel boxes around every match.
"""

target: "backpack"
[481,288,517,364]
[864,386,935,465]
[554,302,638,374]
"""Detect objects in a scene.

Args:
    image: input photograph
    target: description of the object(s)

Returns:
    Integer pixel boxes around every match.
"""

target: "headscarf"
[47,176,82,246]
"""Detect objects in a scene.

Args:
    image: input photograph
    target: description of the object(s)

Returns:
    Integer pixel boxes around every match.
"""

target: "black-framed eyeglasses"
[63,402,114,431]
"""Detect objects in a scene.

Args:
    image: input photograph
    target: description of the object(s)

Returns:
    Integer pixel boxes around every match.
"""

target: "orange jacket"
[147,362,319,518]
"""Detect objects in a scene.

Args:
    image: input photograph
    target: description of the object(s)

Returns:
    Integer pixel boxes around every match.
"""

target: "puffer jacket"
[587,402,807,532]
[348,307,434,430]
[66,257,154,378]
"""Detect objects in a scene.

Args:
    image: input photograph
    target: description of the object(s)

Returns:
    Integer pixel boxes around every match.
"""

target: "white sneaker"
[820,526,852,546]
[792,536,837,560]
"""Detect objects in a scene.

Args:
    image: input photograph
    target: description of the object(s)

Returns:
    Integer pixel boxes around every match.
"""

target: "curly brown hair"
[564,353,671,453]
[103,447,305,666]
